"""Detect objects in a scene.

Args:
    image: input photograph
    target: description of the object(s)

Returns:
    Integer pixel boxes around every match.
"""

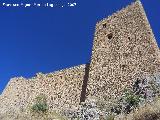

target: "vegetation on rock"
[31,93,48,113]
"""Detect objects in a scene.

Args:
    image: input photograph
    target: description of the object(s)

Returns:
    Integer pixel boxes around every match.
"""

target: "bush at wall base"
[31,93,48,113]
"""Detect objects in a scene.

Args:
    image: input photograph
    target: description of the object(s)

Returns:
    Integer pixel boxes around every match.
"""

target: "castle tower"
[87,1,160,101]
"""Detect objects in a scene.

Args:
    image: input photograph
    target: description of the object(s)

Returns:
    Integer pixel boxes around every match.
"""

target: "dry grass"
[30,110,67,120]
[0,110,67,120]
[115,98,160,120]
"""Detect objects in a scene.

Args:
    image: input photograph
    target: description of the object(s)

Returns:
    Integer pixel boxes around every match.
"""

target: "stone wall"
[0,64,86,114]
[0,1,160,115]
[87,1,160,101]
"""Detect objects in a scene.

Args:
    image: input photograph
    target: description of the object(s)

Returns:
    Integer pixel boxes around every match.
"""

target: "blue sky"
[0,0,160,94]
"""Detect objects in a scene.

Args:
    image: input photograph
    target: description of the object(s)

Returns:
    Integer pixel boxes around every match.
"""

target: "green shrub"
[111,89,142,114]
[123,89,142,113]
[31,93,48,113]
[31,102,48,113]
[124,89,141,107]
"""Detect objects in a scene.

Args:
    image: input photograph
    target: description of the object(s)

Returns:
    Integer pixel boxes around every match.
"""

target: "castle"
[0,1,160,114]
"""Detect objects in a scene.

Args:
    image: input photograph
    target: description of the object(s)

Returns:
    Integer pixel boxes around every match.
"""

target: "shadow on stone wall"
[80,63,90,102]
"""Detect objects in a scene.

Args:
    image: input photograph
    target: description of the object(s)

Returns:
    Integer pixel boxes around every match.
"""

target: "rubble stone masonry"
[0,64,86,113]
[0,1,160,114]
[87,1,160,101]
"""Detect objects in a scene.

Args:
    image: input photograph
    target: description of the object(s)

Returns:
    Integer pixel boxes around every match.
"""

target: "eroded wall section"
[0,64,86,114]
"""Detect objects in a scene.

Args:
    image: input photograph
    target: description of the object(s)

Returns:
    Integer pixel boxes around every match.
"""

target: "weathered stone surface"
[87,1,160,101]
[0,1,160,117]
[0,64,86,114]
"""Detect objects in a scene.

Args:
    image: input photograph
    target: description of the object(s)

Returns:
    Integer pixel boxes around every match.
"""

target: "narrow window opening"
[107,33,113,39]
[103,23,106,28]
[60,76,63,79]
[128,37,131,40]
[51,96,53,101]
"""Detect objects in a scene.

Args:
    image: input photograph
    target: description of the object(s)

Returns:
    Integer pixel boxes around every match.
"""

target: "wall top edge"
[9,64,86,81]
[95,1,142,28]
